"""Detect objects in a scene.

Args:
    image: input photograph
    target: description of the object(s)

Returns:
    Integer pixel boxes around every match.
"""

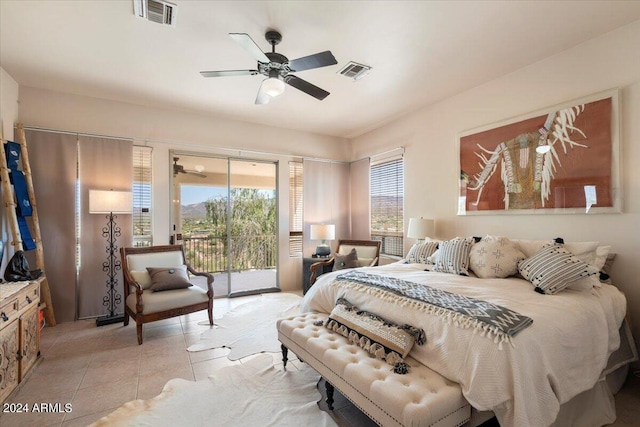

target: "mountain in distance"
[181,202,207,219]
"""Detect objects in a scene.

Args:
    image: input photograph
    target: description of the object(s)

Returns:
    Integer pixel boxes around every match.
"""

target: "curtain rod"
[16,124,348,164]
[353,146,405,163]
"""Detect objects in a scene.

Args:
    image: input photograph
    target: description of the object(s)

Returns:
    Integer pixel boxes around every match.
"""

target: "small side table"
[302,257,332,294]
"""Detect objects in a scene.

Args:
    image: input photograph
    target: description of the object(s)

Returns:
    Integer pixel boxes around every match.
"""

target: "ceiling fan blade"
[288,51,337,72]
[200,70,259,78]
[255,82,271,105]
[186,171,207,178]
[284,75,330,100]
[229,33,270,63]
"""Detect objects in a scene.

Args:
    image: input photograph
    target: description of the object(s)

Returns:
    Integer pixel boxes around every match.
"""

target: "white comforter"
[300,263,627,427]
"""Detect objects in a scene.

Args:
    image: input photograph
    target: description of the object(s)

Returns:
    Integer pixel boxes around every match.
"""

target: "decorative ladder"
[0,124,56,326]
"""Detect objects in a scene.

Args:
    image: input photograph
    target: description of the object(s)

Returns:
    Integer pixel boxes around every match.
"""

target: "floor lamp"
[89,189,132,327]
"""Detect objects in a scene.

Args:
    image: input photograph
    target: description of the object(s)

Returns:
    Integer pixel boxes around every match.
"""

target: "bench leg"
[325,380,335,410]
[281,344,288,368]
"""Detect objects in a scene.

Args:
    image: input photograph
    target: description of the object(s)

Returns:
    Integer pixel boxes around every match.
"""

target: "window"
[370,156,404,256]
[289,161,303,257]
[133,146,153,247]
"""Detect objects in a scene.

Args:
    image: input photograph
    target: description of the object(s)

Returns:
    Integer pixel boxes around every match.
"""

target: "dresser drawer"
[0,297,19,326]
[17,283,40,311]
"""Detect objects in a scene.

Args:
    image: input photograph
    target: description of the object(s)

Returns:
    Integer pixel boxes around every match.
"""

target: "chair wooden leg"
[208,303,214,326]
[123,312,130,326]
[136,321,143,345]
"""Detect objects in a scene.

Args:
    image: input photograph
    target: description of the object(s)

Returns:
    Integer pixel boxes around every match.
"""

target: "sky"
[180,185,276,206]
[181,185,226,206]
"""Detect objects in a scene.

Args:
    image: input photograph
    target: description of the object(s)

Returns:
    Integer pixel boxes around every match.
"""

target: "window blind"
[133,146,153,247]
[289,161,303,257]
[370,156,404,256]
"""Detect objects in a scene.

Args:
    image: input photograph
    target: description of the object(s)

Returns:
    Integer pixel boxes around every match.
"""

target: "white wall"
[17,87,350,292]
[0,66,19,271]
[351,21,640,358]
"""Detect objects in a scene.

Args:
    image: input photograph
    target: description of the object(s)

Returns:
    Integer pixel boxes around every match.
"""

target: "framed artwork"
[458,89,620,215]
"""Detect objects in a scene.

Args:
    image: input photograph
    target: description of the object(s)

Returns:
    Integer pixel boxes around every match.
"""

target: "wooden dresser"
[0,280,41,403]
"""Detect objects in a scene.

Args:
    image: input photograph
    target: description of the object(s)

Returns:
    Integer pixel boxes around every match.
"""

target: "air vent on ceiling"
[133,0,177,26]
[338,61,372,81]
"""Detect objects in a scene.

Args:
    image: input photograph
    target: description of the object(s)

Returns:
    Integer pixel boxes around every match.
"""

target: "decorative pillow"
[432,237,475,275]
[469,236,525,278]
[146,266,192,292]
[518,243,600,295]
[405,241,439,264]
[333,248,359,271]
[325,298,425,374]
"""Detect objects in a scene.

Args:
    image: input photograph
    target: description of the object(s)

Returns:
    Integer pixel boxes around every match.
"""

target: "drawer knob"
[26,296,32,304]
[0,312,7,322]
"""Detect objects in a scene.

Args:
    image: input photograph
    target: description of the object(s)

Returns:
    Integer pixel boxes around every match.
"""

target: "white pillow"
[432,237,475,275]
[518,243,600,295]
[469,236,525,278]
[405,241,439,264]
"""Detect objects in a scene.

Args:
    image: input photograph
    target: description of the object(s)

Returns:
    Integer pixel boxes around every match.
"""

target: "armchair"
[309,239,381,286]
[120,245,214,344]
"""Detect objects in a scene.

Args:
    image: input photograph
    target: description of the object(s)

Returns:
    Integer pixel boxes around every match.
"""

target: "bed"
[299,237,637,427]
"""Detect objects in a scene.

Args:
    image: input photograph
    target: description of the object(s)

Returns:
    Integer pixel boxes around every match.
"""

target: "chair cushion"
[333,248,359,271]
[339,244,378,267]
[126,251,185,290]
[126,286,209,315]
[147,266,192,292]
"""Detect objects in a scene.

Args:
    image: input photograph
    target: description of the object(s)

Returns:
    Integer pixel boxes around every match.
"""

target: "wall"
[17,87,350,292]
[351,21,640,358]
[0,66,19,272]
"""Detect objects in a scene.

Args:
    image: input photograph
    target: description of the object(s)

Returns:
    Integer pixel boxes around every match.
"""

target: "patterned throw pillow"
[518,243,600,295]
[432,237,475,275]
[332,248,359,271]
[405,241,439,264]
[469,236,525,278]
[325,298,425,374]
[146,265,193,292]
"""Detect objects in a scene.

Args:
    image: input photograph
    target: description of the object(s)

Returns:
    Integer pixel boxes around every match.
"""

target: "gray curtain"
[26,130,78,323]
[78,136,132,319]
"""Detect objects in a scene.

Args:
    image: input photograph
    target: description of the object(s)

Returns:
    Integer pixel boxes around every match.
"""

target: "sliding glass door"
[172,152,278,296]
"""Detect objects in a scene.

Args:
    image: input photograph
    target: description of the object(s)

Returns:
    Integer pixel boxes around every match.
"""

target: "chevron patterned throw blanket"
[335,271,533,347]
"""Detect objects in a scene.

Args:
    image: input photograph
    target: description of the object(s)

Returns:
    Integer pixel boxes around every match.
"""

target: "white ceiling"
[2,1,640,139]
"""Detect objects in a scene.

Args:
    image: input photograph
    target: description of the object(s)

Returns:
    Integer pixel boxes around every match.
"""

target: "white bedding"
[300,263,627,427]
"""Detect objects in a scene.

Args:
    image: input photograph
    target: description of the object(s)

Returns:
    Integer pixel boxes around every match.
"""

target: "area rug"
[187,292,301,360]
[92,354,337,427]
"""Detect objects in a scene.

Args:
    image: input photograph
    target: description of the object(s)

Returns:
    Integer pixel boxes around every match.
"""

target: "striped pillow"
[432,237,475,275]
[518,243,600,295]
[405,241,439,264]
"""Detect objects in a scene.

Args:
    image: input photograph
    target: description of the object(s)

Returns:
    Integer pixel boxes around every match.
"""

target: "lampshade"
[407,218,435,239]
[89,190,133,214]
[262,77,285,97]
[310,224,335,241]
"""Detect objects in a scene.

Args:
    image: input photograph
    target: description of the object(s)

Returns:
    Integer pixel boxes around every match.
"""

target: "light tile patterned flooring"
[2,291,638,427]
[0,294,297,427]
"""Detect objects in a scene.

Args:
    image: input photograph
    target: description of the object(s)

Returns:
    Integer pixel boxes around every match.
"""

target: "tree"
[203,188,277,270]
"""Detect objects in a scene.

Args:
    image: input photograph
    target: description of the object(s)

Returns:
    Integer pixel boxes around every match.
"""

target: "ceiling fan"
[200,31,338,104]
[173,157,206,178]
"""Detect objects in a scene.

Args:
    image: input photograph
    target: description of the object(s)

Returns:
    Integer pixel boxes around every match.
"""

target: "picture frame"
[458,89,621,215]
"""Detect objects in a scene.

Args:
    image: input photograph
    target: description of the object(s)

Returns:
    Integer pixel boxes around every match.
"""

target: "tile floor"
[1,292,638,427]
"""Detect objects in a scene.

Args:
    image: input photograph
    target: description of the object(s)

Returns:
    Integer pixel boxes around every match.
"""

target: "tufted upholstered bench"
[277,312,471,427]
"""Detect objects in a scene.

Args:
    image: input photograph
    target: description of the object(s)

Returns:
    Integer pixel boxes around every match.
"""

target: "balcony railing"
[183,234,277,273]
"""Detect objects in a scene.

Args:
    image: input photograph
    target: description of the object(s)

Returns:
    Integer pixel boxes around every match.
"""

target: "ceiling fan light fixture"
[262,77,285,97]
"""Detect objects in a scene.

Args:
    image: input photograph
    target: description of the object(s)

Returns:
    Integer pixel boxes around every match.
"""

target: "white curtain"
[303,160,350,257]
[349,158,370,240]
